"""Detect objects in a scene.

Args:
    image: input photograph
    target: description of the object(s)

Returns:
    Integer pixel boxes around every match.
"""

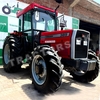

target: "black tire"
[2,6,11,15]
[70,51,99,83]
[2,36,23,73]
[31,45,63,94]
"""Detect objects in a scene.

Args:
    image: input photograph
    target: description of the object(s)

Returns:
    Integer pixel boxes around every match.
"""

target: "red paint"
[40,29,73,58]
[17,2,57,18]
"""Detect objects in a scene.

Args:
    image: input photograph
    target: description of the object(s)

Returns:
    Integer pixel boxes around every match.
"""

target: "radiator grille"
[74,30,89,58]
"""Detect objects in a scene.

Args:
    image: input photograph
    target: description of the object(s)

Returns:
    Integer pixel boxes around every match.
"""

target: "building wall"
[18,0,70,15]
[72,5,100,25]
[17,0,100,25]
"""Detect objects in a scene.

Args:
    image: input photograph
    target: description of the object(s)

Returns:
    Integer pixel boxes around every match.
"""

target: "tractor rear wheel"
[31,45,63,93]
[2,36,23,73]
[70,50,99,83]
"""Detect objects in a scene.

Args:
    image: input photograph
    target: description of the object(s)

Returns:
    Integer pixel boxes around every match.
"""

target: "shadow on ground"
[0,65,31,80]
[55,77,94,95]
[0,65,96,100]
[21,78,80,100]
[21,76,96,100]
[63,76,96,87]
[21,84,45,100]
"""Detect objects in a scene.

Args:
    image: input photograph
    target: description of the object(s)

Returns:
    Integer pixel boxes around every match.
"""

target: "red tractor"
[2,3,99,93]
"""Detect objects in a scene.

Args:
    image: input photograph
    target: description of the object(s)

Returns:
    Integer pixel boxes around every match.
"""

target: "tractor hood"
[40,29,73,44]
[40,29,90,59]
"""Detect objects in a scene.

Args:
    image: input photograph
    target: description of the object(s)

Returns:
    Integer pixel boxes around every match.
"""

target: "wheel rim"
[32,55,47,85]
[4,44,10,64]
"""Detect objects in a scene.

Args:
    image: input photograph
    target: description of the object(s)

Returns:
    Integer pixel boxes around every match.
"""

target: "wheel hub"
[32,55,47,85]
[35,63,44,75]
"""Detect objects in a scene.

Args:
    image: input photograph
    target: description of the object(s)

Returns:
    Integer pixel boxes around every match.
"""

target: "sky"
[93,0,100,4]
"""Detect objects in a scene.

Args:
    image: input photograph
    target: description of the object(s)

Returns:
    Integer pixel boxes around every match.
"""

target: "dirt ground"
[0,65,100,100]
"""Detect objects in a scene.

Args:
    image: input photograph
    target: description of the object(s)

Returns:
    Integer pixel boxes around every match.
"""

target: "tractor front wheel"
[70,51,99,83]
[31,45,63,93]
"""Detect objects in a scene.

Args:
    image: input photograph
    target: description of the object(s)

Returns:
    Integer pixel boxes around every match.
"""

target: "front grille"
[75,30,89,58]
[75,44,87,58]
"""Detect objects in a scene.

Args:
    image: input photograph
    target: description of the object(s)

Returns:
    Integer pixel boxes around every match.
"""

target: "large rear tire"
[31,45,63,93]
[70,50,99,83]
[2,36,23,73]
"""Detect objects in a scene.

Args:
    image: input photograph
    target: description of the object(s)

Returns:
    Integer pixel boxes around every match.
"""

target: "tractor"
[2,3,99,93]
